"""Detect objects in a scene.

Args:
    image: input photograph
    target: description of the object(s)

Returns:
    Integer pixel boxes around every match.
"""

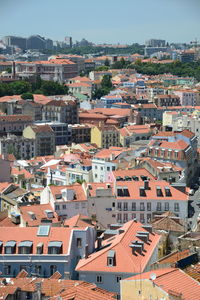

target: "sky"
[0,0,200,44]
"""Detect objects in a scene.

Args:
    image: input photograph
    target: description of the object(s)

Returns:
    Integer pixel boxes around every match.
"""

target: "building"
[23,124,55,156]
[0,224,95,279]
[0,135,35,159]
[121,268,200,300]
[154,94,180,107]
[119,124,153,147]
[26,35,53,50]
[0,115,33,136]
[76,220,160,293]
[68,124,91,144]
[173,89,199,106]
[3,36,27,50]
[146,130,198,185]
[35,121,68,146]
[99,95,123,108]
[91,124,120,149]
[42,100,78,124]
[145,39,166,47]
[15,59,78,83]
[40,184,88,220]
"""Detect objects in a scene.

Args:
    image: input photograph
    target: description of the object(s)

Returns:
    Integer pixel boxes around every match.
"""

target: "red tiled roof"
[64,214,94,228]
[76,220,160,273]
[125,268,200,300]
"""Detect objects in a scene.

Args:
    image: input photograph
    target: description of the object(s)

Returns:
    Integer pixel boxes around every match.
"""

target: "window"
[20,265,28,272]
[76,238,82,248]
[62,204,66,209]
[101,167,104,171]
[107,167,110,171]
[48,241,62,254]
[123,202,128,211]
[96,275,103,283]
[123,213,128,223]
[75,203,79,209]
[116,276,122,283]
[157,202,162,211]
[117,213,122,222]
[174,203,179,212]
[81,202,86,208]
[147,214,151,223]
[107,257,114,266]
[147,202,151,211]
[140,202,145,211]
[140,213,145,223]
[132,202,136,211]
[95,174,98,178]
[4,241,16,254]
[132,213,136,219]
[117,202,122,210]
[50,265,57,276]
[112,166,115,171]
[55,204,60,210]
[165,202,169,211]
[34,265,41,276]
[3,265,11,275]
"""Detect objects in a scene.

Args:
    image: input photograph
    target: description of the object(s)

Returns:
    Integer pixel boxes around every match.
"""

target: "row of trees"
[0,76,69,97]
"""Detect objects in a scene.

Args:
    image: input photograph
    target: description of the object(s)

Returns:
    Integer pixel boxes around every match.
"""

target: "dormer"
[45,210,54,219]
[28,211,36,220]
[18,241,33,254]
[139,187,146,197]
[165,186,171,197]
[107,250,116,266]
[156,186,163,197]
[48,241,62,254]
[61,188,75,201]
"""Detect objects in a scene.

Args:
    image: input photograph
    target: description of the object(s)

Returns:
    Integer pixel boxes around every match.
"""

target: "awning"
[5,241,16,247]
[18,241,33,247]
[48,241,62,247]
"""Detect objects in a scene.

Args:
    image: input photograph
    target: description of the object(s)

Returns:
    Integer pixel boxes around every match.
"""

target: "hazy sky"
[0,0,200,44]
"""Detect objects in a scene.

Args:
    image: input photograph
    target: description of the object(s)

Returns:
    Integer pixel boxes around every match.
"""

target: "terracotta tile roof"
[0,182,12,193]
[152,212,185,232]
[185,263,200,282]
[157,249,190,264]
[86,183,114,197]
[0,115,32,122]
[116,180,188,201]
[49,184,87,202]
[0,226,73,254]
[19,203,60,226]
[76,220,160,273]
[11,167,34,179]
[44,99,67,107]
[113,168,155,180]
[79,112,107,120]
[0,216,19,227]
[94,149,123,159]
[30,124,54,133]
[64,214,94,228]
[181,129,195,138]
[125,268,200,300]
[92,108,131,117]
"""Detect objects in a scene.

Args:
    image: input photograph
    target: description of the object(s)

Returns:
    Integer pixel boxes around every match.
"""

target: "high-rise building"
[145,39,166,47]
[3,36,27,50]
[65,36,73,48]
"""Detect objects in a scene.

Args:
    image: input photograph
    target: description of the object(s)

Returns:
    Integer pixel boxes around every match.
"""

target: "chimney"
[144,180,149,190]
[12,61,16,79]
[85,244,89,259]
[97,237,102,250]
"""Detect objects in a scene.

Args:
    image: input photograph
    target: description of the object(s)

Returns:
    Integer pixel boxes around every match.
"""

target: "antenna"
[150,273,157,281]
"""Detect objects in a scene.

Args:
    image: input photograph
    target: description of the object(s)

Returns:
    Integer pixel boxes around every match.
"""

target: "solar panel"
[37,225,50,236]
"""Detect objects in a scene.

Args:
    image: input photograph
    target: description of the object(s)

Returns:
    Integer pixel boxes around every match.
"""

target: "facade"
[154,94,180,107]
[119,124,153,147]
[40,184,88,220]
[42,100,78,124]
[0,115,33,136]
[35,122,68,146]
[91,124,120,149]
[121,268,200,300]
[26,35,53,50]
[3,36,27,50]
[0,135,35,159]
[21,101,43,121]
[23,124,55,156]
[15,59,78,83]
[0,225,95,279]
[99,95,123,108]
[173,89,199,106]
[68,124,91,144]
[76,220,160,293]
[146,130,198,185]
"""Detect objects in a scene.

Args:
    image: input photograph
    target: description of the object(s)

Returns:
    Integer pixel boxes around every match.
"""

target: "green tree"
[41,81,69,96]
[21,92,34,100]
[9,81,32,95]
[104,58,110,67]
[101,75,113,89]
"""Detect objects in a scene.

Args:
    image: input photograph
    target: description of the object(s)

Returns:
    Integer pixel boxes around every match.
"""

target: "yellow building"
[120,268,199,300]
[91,124,120,148]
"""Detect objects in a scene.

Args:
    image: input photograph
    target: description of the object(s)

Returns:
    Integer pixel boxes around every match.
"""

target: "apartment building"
[15,59,78,83]
[23,124,55,156]
[173,89,200,106]
[91,124,120,149]
[154,94,180,107]
[0,115,33,136]
[76,220,160,293]
[0,135,35,159]
[68,124,91,144]
[40,184,88,220]
[0,224,95,279]
[119,124,153,147]
[146,130,198,184]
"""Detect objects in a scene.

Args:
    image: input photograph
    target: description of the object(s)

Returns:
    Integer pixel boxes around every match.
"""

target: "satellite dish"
[150,273,157,281]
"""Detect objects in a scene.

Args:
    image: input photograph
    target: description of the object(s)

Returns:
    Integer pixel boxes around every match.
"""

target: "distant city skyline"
[0,0,200,44]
